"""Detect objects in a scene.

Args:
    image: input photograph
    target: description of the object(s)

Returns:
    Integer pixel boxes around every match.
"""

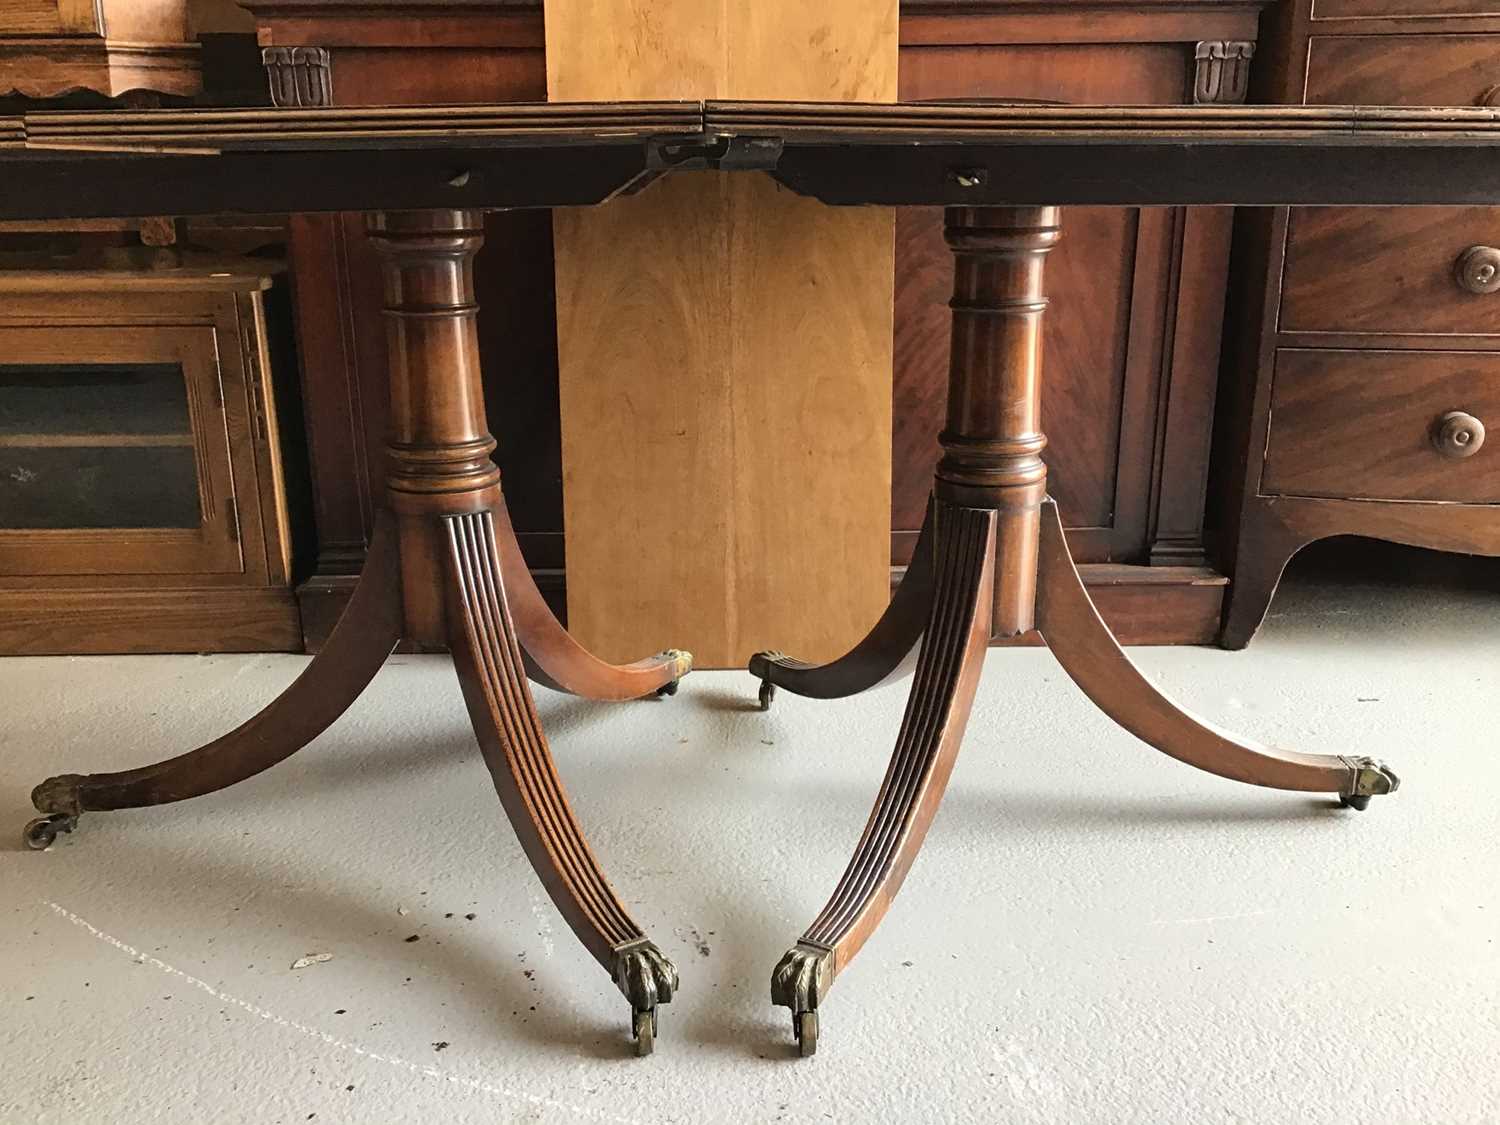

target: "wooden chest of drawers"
[1215,0,1500,646]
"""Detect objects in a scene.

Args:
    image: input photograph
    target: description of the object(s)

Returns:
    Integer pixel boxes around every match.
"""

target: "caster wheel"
[1340,794,1372,811]
[632,1008,657,1056]
[23,814,77,851]
[759,680,776,711]
[655,679,679,698]
[794,1010,818,1057]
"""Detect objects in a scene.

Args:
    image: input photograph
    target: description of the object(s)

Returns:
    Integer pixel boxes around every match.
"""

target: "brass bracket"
[647,133,784,172]
[1339,756,1401,798]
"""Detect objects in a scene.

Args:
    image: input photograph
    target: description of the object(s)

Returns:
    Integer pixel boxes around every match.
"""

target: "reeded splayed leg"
[23,513,403,850]
[1035,500,1398,807]
[368,209,676,1054]
[444,512,677,1054]
[770,206,1059,1055]
[771,504,995,1054]
[749,500,934,710]
[490,503,692,701]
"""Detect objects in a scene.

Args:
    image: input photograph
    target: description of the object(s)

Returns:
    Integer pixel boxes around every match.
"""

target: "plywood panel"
[548,0,896,667]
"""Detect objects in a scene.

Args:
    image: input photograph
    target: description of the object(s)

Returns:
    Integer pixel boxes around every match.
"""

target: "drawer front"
[1313,0,1500,20]
[1263,349,1500,503]
[1295,39,1500,335]
[1282,207,1500,334]
[1307,36,1500,108]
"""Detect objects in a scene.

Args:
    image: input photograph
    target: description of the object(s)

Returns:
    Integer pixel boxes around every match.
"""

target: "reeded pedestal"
[22,210,690,1057]
[755,206,1399,1056]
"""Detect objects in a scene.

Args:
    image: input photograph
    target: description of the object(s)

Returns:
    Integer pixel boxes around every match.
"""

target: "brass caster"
[1339,757,1399,811]
[794,1010,818,1057]
[23,813,78,850]
[759,680,776,711]
[655,679,679,698]
[632,1008,657,1056]
[613,939,675,1056]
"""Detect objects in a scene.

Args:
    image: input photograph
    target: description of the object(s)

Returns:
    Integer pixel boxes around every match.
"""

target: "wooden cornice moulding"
[0,40,201,99]
[238,0,1269,51]
[0,0,203,99]
[239,0,545,50]
[244,0,540,9]
[898,0,1269,45]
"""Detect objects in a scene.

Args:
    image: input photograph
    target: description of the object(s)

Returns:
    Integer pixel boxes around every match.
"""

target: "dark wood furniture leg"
[24,512,402,848]
[749,501,934,708]
[1036,500,1396,800]
[24,209,681,1056]
[1217,505,1313,650]
[492,503,692,700]
[1218,500,1500,649]
[370,210,678,1053]
[769,205,1400,1056]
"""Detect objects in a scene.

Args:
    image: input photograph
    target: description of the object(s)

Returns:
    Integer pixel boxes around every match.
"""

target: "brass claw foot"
[23,812,79,850]
[31,773,86,818]
[25,774,87,848]
[1339,757,1401,811]
[771,943,832,1057]
[613,939,678,1056]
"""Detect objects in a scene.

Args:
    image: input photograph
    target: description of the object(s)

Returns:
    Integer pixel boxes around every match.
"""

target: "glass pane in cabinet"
[0,363,202,529]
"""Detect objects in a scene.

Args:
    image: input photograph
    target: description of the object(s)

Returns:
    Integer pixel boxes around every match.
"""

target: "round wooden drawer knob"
[1455,245,1500,294]
[1432,411,1486,459]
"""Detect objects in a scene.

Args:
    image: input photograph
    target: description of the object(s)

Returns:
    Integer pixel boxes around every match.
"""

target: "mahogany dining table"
[6,98,1492,1055]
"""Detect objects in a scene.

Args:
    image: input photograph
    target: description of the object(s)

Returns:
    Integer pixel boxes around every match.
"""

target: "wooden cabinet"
[246,0,1259,650]
[1216,0,1500,646]
[896,3,1264,644]
[0,0,201,99]
[0,255,302,653]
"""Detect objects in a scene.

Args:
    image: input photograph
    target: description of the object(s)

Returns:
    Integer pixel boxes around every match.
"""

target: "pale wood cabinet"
[0,254,302,653]
[0,0,201,99]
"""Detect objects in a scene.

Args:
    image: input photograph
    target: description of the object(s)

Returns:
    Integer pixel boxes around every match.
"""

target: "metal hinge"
[646,133,783,173]
[244,342,268,443]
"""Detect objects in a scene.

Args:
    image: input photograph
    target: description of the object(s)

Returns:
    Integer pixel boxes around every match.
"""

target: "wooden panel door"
[895,38,1230,571]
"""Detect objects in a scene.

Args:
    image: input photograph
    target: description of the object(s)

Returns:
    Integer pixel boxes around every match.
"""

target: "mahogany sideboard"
[1215,0,1500,646]
[242,0,1266,651]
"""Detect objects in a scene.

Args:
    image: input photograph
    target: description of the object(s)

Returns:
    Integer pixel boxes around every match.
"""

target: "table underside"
[6,100,1500,218]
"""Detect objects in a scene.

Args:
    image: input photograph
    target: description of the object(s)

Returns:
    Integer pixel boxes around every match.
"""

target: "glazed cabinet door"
[0,325,246,577]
